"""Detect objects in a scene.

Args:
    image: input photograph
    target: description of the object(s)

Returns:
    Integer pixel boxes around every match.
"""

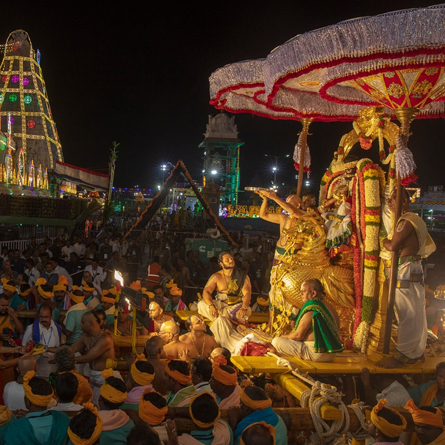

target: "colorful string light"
[9,94,17,102]
[24,95,32,105]
[27,120,36,128]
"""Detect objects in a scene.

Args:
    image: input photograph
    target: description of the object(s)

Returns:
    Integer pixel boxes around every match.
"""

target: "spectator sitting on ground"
[50,372,83,413]
[137,390,169,442]
[210,357,241,410]
[4,355,37,411]
[68,403,103,445]
[368,399,407,445]
[4,371,70,445]
[191,356,213,394]
[165,359,196,407]
[122,356,155,411]
[127,424,161,445]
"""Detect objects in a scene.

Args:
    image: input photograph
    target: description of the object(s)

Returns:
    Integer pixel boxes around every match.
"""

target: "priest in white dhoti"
[377,188,436,368]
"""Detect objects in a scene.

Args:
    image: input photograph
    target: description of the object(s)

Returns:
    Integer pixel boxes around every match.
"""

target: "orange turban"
[2,280,16,293]
[100,369,127,403]
[131,354,155,386]
[405,399,444,428]
[139,389,168,426]
[165,279,176,289]
[130,280,141,291]
[212,363,237,386]
[370,399,407,438]
[240,422,276,445]
[37,285,54,300]
[169,286,183,296]
[240,387,272,410]
[61,371,93,405]
[35,278,47,287]
[54,275,69,291]
[23,371,54,407]
[68,403,103,445]
[165,360,191,386]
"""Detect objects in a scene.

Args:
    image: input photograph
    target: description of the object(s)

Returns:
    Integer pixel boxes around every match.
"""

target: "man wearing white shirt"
[85,258,107,288]
[24,258,40,287]
[74,238,86,259]
[61,240,75,262]
[22,304,62,378]
[4,355,37,410]
[50,259,73,289]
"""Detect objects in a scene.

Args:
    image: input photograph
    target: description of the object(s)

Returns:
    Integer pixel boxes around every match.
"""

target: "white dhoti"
[197,298,251,355]
[84,363,122,407]
[392,259,427,360]
[271,337,335,362]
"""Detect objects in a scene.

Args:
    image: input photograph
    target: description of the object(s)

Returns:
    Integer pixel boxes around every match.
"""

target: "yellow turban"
[139,389,168,426]
[212,363,237,386]
[68,403,103,445]
[371,399,407,438]
[37,284,54,300]
[82,281,94,292]
[61,371,93,405]
[131,354,155,386]
[165,360,191,386]
[19,283,32,297]
[101,290,116,305]
[35,277,47,287]
[70,286,85,304]
[190,392,220,428]
[257,296,270,306]
[405,399,444,428]
[2,280,16,293]
[240,387,272,410]
[141,288,154,299]
[100,369,127,403]
[23,371,54,407]
[165,279,176,289]
[240,422,276,445]
[169,286,183,296]
[0,406,12,426]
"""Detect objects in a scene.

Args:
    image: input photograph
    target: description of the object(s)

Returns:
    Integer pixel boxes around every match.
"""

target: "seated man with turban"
[127,424,162,445]
[252,296,270,313]
[98,369,135,444]
[138,389,169,442]
[68,403,103,445]
[165,359,197,407]
[50,372,83,412]
[55,346,93,405]
[0,405,16,444]
[210,358,241,410]
[165,282,188,312]
[61,287,87,346]
[178,392,233,445]
[229,386,287,445]
[240,422,276,445]
[405,399,445,445]
[4,371,70,445]
[368,399,407,445]
[101,288,117,326]
[122,355,155,410]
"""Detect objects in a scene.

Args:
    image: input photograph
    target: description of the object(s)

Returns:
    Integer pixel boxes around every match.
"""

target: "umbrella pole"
[382,107,419,355]
[296,117,313,197]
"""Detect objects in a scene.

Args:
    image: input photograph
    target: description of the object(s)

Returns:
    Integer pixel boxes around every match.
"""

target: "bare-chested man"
[159,320,198,362]
[270,279,343,362]
[145,336,168,395]
[377,187,436,368]
[198,252,252,353]
[179,314,219,358]
[69,311,115,405]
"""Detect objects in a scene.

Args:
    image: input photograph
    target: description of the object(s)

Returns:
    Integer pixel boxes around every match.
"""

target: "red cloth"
[240,342,269,356]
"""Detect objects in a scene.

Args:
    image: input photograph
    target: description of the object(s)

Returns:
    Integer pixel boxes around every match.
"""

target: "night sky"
[2,1,445,193]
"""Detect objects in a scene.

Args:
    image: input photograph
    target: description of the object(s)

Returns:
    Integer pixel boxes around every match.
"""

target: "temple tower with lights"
[199,113,243,206]
[0,29,63,182]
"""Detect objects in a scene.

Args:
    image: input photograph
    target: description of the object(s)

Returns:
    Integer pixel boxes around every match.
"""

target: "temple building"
[199,113,243,206]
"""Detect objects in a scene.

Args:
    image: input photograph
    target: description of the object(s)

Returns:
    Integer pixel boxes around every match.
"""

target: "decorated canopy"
[264,5,445,117]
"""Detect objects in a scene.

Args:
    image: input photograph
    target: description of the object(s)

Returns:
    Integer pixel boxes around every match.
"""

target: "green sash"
[294,299,344,353]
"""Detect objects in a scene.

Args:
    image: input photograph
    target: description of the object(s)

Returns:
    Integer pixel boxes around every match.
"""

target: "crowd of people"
[0,183,442,444]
